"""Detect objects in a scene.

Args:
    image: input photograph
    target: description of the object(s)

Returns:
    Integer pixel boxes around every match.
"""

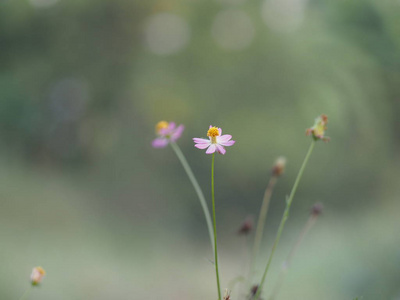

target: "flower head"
[152,121,184,148]
[193,125,235,155]
[30,266,46,286]
[306,114,330,142]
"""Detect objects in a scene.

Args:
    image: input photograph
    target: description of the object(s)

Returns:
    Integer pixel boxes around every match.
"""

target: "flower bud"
[30,266,46,286]
[306,114,330,142]
[271,156,286,177]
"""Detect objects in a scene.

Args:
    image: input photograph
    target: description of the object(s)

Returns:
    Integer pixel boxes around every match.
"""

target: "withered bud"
[251,285,259,295]
[223,289,231,300]
[271,156,286,177]
[310,202,323,216]
[238,217,253,235]
[249,285,262,299]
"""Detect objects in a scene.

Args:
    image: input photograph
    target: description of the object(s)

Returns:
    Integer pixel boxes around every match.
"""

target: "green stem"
[211,153,222,300]
[240,234,252,297]
[251,175,278,279]
[19,287,31,300]
[169,141,215,252]
[254,141,315,300]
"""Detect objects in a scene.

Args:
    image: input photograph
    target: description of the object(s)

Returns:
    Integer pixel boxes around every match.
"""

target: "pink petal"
[195,143,210,149]
[159,128,169,136]
[216,144,226,155]
[152,138,169,148]
[209,125,213,129]
[159,122,176,136]
[218,128,222,135]
[220,140,235,147]
[218,134,232,142]
[168,122,176,130]
[193,138,210,144]
[171,125,184,141]
[205,144,216,154]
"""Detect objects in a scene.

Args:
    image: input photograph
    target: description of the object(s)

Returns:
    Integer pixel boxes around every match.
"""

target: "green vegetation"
[1,0,399,299]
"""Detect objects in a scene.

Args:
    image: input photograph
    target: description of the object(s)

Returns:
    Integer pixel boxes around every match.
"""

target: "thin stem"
[268,214,317,300]
[239,234,251,297]
[19,287,31,300]
[211,153,222,300]
[169,141,214,252]
[251,175,278,278]
[254,141,315,300]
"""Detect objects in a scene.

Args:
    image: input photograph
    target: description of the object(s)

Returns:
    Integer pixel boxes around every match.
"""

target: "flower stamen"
[156,121,169,134]
[207,126,220,144]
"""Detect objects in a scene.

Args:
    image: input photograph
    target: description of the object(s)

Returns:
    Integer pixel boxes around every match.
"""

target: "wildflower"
[152,121,184,148]
[30,267,46,286]
[193,125,235,155]
[271,156,286,177]
[238,217,253,235]
[223,289,231,300]
[310,202,323,217]
[306,114,330,142]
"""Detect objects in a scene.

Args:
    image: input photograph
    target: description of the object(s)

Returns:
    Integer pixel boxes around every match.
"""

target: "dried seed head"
[223,288,231,300]
[251,285,259,295]
[271,156,286,177]
[249,285,262,299]
[310,202,323,216]
[238,217,253,235]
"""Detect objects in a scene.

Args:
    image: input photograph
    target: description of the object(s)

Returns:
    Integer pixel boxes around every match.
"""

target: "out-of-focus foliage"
[1,0,400,299]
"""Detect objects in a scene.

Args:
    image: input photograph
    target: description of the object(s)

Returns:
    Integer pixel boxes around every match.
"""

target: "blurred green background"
[1,0,400,299]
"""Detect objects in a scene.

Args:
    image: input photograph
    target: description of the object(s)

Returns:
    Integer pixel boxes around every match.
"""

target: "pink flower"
[30,266,46,286]
[193,125,235,155]
[152,121,184,148]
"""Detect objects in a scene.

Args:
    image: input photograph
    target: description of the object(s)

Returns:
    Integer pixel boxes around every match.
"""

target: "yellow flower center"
[207,127,219,137]
[207,126,220,143]
[155,121,169,134]
[313,115,328,137]
[313,124,325,137]
[36,267,46,275]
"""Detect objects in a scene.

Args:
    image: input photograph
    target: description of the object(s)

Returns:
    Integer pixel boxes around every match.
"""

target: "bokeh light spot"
[262,0,307,33]
[212,10,255,51]
[144,13,190,56]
